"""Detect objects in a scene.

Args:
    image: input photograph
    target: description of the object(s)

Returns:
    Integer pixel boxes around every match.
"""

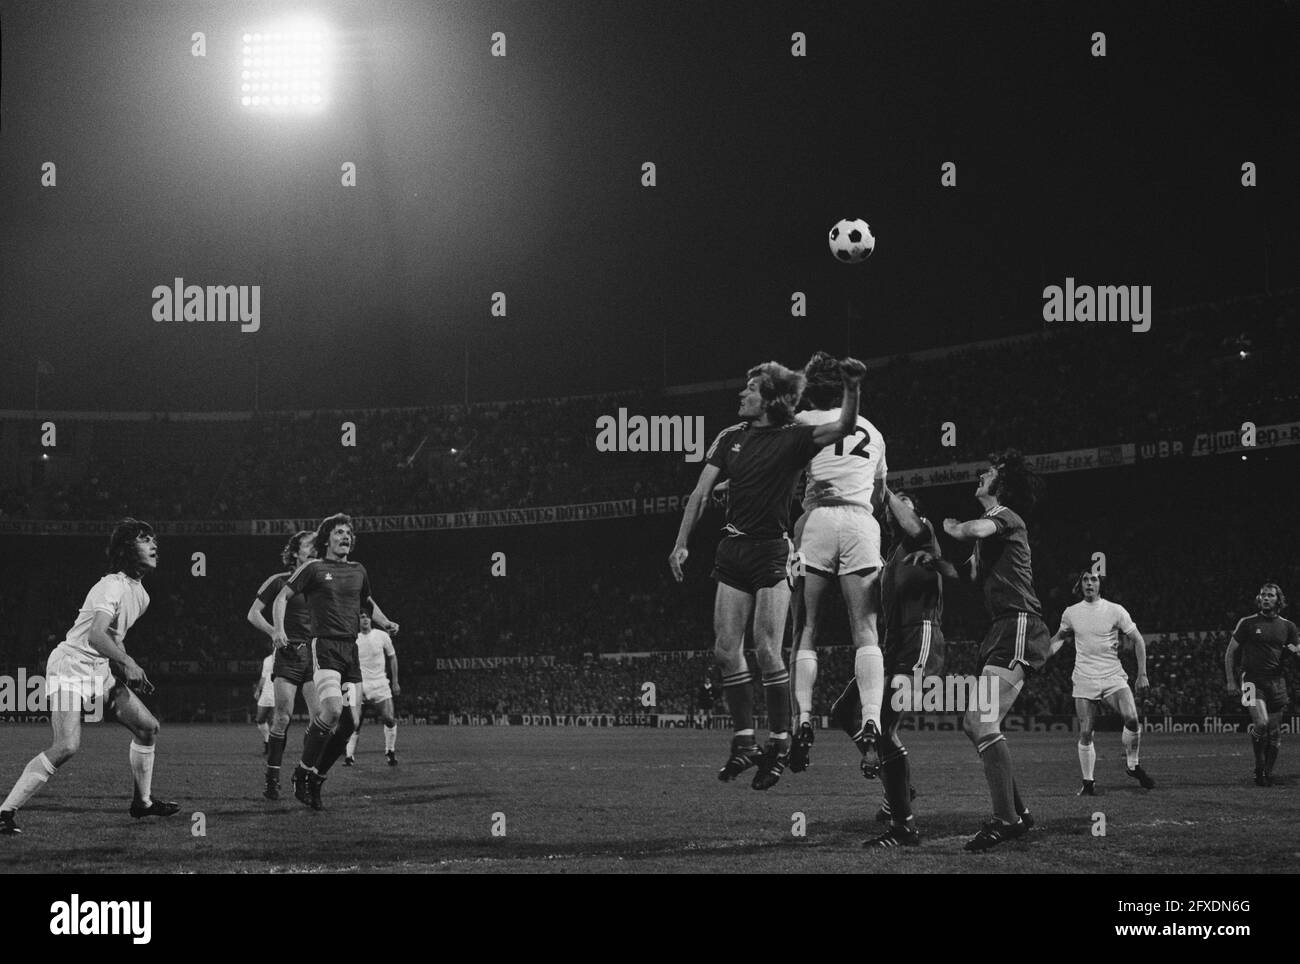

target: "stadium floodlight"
[239,18,331,114]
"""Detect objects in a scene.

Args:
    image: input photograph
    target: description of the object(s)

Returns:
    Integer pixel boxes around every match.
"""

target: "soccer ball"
[828,218,875,263]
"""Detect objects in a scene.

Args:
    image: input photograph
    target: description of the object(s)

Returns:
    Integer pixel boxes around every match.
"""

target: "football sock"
[1078,741,1096,781]
[1122,725,1141,768]
[1,753,56,813]
[129,742,156,805]
[346,733,359,759]
[763,669,792,737]
[793,650,818,724]
[881,745,912,825]
[384,724,397,752]
[976,735,1018,825]
[257,721,270,742]
[299,717,334,770]
[1249,725,1266,770]
[830,679,860,737]
[266,733,288,770]
[1265,725,1280,774]
[854,646,885,729]
[1012,780,1027,816]
[722,669,755,735]
[315,710,357,776]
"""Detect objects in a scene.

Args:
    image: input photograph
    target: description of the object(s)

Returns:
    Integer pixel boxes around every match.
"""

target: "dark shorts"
[311,636,362,684]
[272,639,313,687]
[1243,675,1289,714]
[884,620,946,678]
[979,612,1052,673]
[711,536,793,594]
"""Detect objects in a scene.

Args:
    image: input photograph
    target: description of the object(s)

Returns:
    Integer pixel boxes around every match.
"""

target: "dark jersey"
[284,558,372,640]
[256,572,314,640]
[881,519,943,635]
[706,421,823,539]
[973,504,1041,618]
[1232,614,1299,678]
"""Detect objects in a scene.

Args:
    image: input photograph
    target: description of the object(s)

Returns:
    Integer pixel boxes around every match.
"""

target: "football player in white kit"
[787,351,888,774]
[1048,570,1154,794]
[254,654,275,754]
[0,519,180,835]
[345,609,400,766]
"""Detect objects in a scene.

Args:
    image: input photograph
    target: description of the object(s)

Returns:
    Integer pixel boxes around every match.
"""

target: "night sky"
[2,0,1297,411]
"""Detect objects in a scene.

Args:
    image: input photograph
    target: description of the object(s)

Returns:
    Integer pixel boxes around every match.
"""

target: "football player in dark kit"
[248,530,320,800]
[828,486,953,848]
[271,513,400,810]
[670,355,867,790]
[1224,583,1300,786]
[942,450,1044,852]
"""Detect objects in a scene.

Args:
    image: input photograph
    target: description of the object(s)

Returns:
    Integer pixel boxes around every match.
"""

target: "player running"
[786,351,888,775]
[829,487,952,847]
[248,530,321,800]
[0,519,179,835]
[272,513,400,810]
[1048,570,1154,795]
[344,609,401,766]
[942,451,1044,852]
[670,355,866,790]
[254,654,275,754]
[1224,583,1299,786]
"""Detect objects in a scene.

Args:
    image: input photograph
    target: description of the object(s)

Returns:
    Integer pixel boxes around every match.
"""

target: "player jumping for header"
[1048,569,1154,795]
[1224,583,1299,786]
[272,513,399,810]
[671,355,867,790]
[1,519,179,835]
[786,351,889,776]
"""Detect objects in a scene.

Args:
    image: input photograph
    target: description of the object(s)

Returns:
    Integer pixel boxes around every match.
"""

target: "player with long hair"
[0,519,179,835]
[943,450,1045,852]
[1048,569,1154,795]
[1225,583,1299,786]
[248,529,320,800]
[786,351,889,776]
[670,355,866,790]
[272,514,399,810]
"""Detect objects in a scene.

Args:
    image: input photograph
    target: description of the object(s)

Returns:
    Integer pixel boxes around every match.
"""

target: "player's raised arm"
[885,484,925,541]
[670,462,723,582]
[809,357,867,447]
[86,610,149,690]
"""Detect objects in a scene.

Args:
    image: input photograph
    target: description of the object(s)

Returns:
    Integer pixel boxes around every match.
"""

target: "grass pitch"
[0,724,1294,873]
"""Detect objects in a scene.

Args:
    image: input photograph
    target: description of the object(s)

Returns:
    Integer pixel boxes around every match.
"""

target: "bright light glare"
[238,19,332,113]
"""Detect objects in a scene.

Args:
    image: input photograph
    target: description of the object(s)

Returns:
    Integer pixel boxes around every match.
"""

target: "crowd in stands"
[1,290,1295,522]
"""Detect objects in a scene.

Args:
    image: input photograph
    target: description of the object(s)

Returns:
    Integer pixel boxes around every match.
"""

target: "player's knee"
[49,738,78,765]
[1121,717,1139,732]
[964,709,999,746]
[272,708,291,730]
[1078,730,1094,746]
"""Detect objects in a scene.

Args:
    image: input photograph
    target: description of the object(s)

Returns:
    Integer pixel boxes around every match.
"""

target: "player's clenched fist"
[838,357,867,383]
[669,545,689,582]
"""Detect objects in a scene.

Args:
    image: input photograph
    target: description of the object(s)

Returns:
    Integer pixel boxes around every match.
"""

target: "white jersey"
[794,408,886,511]
[356,629,395,684]
[1061,598,1137,681]
[59,572,150,661]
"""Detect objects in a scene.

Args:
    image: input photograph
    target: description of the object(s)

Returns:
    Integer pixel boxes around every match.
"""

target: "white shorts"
[45,644,116,717]
[794,504,881,576]
[361,678,393,704]
[1072,676,1131,702]
[257,688,276,709]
